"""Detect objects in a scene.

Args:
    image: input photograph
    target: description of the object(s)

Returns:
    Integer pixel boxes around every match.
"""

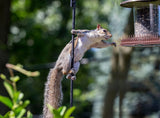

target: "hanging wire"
[70,0,76,108]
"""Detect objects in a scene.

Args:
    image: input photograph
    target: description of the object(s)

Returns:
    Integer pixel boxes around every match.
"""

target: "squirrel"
[43,24,116,118]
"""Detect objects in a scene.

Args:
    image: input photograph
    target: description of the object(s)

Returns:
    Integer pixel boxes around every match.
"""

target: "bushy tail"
[43,68,63,118]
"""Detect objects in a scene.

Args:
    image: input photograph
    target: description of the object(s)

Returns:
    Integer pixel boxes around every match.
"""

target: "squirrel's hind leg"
[62,56,71,75]
[66,61,80,80]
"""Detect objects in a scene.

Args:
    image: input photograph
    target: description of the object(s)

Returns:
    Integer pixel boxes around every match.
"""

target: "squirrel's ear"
[97,24,102,30]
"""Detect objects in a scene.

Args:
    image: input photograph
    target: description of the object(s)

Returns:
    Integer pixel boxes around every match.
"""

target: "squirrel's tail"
[43,68,63,118]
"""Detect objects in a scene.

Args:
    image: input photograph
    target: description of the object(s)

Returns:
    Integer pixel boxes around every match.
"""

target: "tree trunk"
[0,0,11,115]
[102,10,134,118]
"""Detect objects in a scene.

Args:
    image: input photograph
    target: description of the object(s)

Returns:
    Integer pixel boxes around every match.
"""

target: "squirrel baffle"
[119,0,160,47]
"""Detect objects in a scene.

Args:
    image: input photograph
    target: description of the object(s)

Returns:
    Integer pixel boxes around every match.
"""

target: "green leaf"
[47,104,61,118]
[9,111,15,118]
[52,110,61,118]
[59,106,66,116]
[0,114,4,118]
[57,106,63,112]
[47,104,54,114]
[14,100,30,114]
[0,74,6,80]
[64,106,75,118]
[4,81,14,98]
[4,111,10,118]
[17,109,26,118]
[13,91,19,103]
[13,91,24,104]
[23,100,30,107]
[18,93,24,101]
[0,95,13,109]
[10,76,20,82]
[27,111,33,118]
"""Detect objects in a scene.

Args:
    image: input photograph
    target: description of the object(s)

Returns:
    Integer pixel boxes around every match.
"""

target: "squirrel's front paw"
[71,30,77,34]
[111,42,116,47]
[71,30,74,34]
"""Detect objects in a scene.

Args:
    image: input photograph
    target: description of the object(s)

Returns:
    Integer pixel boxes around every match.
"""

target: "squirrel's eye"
[103,30,106,33]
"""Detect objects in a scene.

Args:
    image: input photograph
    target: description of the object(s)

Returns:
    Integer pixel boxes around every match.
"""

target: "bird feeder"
[120,0,160,47]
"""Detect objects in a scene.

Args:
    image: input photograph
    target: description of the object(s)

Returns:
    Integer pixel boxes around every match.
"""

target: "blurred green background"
[1,0,160,118]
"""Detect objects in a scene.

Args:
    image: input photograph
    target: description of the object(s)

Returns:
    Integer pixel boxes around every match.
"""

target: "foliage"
[0,73,32,118]
[48,105,75,118]
[0,64,40,118]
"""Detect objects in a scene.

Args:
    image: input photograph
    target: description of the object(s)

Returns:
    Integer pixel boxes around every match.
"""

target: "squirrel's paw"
[111,42,116,47]
[66,68,76,80]
[71,76,76,80]
[66,74,76,80]
[66,74,72,79]
[71,30,77,34]
[69,68,76,75]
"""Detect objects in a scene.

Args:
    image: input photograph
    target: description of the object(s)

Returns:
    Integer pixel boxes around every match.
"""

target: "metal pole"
[70,0,76,108]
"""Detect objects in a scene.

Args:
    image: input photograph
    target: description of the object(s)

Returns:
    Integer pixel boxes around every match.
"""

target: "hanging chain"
[70,0,76,108]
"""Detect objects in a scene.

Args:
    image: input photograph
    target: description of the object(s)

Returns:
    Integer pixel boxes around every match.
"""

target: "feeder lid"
[120,0,160,8]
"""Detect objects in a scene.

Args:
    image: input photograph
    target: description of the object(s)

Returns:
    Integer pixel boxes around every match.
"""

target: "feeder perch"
[120,0,160,47]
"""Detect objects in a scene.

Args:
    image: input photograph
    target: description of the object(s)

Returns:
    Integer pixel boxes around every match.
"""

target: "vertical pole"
[70,0,76,108]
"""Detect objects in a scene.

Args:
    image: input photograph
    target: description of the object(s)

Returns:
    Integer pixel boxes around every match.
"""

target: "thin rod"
[70,0,76,108]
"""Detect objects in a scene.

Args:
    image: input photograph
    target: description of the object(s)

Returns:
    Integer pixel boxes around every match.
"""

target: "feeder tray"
[120,0,160,47]
[120,35,160,47]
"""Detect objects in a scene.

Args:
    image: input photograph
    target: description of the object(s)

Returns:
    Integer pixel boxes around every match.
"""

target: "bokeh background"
[1,0,160,118]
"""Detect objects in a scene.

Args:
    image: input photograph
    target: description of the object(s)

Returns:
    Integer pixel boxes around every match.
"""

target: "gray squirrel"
[43,24,116,118]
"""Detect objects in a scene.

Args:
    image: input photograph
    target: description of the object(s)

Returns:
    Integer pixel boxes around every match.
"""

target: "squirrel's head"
[96,24,112,40]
